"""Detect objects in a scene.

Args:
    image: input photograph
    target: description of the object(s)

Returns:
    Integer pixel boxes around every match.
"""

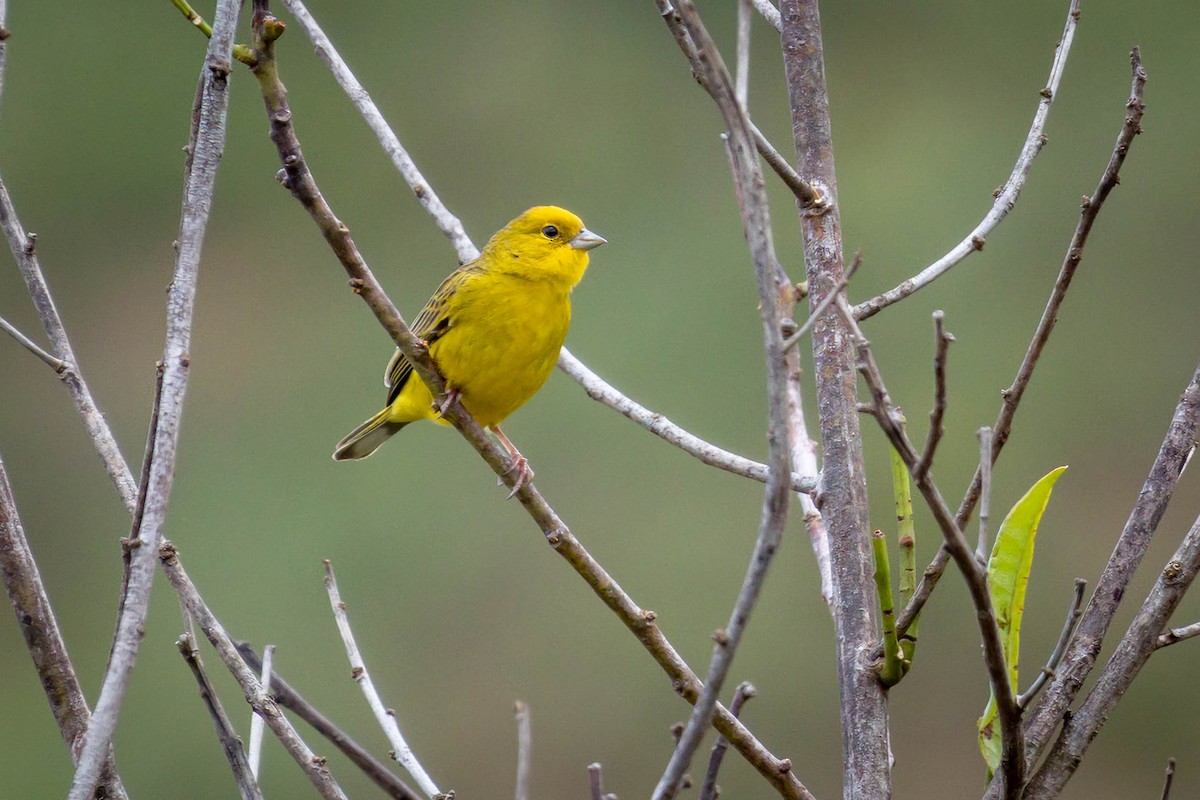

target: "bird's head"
[485,206,606,288]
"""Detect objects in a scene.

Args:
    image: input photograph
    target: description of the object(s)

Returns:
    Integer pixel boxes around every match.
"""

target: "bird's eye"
[541,225,559,239]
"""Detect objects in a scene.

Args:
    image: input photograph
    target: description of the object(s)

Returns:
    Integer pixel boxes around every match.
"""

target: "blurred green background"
[1,1,1197,798]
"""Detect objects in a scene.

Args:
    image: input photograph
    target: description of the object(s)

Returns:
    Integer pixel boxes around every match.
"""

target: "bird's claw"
[433,387,460,419]
[499,456,534,499]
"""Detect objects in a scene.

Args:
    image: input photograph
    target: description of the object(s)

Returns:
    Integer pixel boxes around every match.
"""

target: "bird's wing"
[384,262,484,406]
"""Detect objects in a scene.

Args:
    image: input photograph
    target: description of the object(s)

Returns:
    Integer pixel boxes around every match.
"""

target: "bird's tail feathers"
[332,408,409,461]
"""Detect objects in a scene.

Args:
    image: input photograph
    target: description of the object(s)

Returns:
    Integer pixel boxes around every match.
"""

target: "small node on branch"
[971,235,986,251]
[23,232,37,255]
[642,609,658,623]
[778,759,792,774]
[0,26,12,41]
[712,628,730,646]
[348,277,365,295]
[1040,87,1054,99]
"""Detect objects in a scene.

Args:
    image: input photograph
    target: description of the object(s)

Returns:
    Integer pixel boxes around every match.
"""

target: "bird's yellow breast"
[392,271,572,429]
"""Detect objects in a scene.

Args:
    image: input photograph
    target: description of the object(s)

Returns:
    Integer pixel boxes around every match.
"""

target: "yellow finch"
[333,206,605,491]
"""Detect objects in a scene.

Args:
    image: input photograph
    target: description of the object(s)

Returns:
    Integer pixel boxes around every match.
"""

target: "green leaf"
[977,465,1068,778]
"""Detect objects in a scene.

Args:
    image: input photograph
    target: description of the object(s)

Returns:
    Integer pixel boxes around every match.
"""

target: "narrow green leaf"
[977,465,1068,777]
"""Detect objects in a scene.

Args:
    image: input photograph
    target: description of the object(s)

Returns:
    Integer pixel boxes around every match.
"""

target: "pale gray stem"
[0,313,67,372]
[977,426,994,564]
[324,561,443,798]
[65,4,242,798]
[514,701,531,800]
[247,644,276,779]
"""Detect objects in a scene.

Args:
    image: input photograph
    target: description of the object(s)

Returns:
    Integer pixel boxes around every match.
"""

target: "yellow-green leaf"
[977,466,1067,777]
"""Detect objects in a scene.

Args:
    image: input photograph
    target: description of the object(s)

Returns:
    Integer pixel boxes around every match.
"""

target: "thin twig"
[1161,758,1177,800]
[250,8,807,796]
[914,311,953,481]
[977,426,994,565]
[1024,513,1200,798]
[559,350,813,494]
[162,542,350,799]
[734,0,751,108]
[656,0,823,210]
[653,4,794,798]
[247,644,276,779]
[0,313,68,372]
[236,642,421,800]
[0,456,128,799]
[896,45,1149,646]
[834,297,1026,799]
[1156,621,1200,649]
[323,561,442,798]
[1018,578,1086,708]
[177,633,264,800]
[66,4,241,797]
[514,701,531,800]
[853,0,1081,320]
[781,252,860,352]
[786,361,831,606]
[588,763,604,800]
[750,0,781,31]
[0,180,138,513]
[698,682,756,800]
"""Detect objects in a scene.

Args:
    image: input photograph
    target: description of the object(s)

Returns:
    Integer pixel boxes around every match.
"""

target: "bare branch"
[896,45,1149,644]
[236,642,421,800]
[698,682,756,800]
[914,310,953,481]
[1156,620,1200,650]
[249,10,807,796]
[324,561,442,798]
[735,0,751,108]
[247,644,276,779]
[588,763,604,800]
[177,633,264,800]
[67,3,241,796]
[750,0,781,32]
[559,350,813,494]
[781,251,860,352]
[853,0,1081,320]
[0,313,68,372]
[1024,513,1200,798]
[786,363,831,606]
[1018,578,1086,708]
[833,298,1025,799]
[0,456,128,799]
[780,0,889,794]
[656,0,823,209]
[514,701,531,800]
[0,179,138,513]
[654,3,794,796]
[162,542,350,799]
[1161,759,1177,800]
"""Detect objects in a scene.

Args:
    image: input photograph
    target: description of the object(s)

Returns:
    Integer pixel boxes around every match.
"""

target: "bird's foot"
[433,386,460,419]
[499,455,535,499]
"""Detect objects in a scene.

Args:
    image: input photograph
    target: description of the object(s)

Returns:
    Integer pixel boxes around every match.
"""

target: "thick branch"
[0,456,128,799]
[853,0,1080,320]
[67,3,241,797]
[780,1,890,796]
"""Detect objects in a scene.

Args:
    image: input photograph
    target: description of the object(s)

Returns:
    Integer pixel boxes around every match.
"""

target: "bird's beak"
[570,228,607,251]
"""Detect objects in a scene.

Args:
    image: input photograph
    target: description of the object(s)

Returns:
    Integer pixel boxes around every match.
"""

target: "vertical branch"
[66,2,242,797]
[514,701,531,800]
[0,456,128,799]
[977,426,995,564]
[247,644,276,778]
[653,2,794,796]
[780,1,890,796]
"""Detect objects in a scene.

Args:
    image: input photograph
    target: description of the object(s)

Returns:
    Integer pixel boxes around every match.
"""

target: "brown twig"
[1023,513,1200,798]
[656,0,823,210]
[66,3,241,797]
[236,642,421,800]
[833,298,1025,799]
[0,313,68,372]
[698,682,757,800]
[177,633,264,800]
[914,310,953,481]
[162,542,350,799]
[249,7,807,797]
[1160,758,1177,800]
[588,763,605,800]
[1156,620,1200,649]
[779,0,890,794]
[0,456,128,799]
[1018,578,1086,709]
[895,45,1149,645]
[653,4,795,797]
[323,560,442,797]
[852,0,1081,320]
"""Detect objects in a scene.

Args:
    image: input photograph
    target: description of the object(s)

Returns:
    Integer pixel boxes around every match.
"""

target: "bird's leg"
[492,426,533,498]
[433,385,461,419]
